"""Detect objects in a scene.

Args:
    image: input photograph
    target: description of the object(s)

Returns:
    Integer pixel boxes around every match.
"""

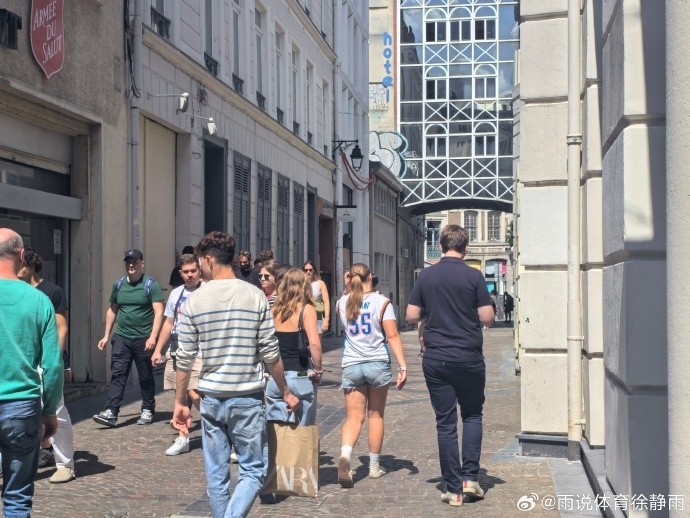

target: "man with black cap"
[93,249,165,427]
[169,245,195,288]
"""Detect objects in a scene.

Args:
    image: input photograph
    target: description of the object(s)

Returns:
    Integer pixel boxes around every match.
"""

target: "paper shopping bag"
[262,422,319,497]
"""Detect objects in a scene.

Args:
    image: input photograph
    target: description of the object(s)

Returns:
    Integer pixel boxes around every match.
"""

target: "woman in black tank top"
[265,268,323,426]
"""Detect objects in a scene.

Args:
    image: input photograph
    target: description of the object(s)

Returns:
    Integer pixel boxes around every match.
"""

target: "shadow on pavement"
[35,450,115,481]
[427,468,505,497]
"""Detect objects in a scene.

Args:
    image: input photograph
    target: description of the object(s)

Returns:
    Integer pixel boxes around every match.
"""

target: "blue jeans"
[200,393,267,518]
[0,398,41,518]
[422,357,485,494]
[265,372,317,425]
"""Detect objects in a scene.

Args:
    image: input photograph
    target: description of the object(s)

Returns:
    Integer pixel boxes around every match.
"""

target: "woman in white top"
[335,263,407,488]
[303,260,330,335]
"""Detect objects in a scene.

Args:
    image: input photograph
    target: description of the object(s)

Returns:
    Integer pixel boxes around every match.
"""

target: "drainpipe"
[667,0,690,506]
[129,0,143,249]
[333,1,344,299]
[566,0,584,461]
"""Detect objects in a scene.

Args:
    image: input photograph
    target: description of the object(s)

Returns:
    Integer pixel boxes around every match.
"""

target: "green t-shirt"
[109,275,165,338]
[0,279,63,415]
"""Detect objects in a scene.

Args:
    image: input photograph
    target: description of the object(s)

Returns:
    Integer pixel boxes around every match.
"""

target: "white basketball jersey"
[338,292,396,368]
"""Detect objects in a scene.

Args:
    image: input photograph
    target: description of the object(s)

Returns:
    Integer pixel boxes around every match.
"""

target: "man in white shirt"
[152,253,203,455]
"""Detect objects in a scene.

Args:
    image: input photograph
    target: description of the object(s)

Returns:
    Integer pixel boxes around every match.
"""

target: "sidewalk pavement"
[13,326,596,517]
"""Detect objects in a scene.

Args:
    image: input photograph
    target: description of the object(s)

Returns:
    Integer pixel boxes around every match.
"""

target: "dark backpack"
[114,275,155,302]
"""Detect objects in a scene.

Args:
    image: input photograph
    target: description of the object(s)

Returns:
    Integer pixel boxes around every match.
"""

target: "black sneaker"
[93,409,118,427]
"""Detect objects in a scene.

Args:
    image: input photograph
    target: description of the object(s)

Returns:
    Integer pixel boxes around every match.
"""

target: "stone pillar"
[602,0,667,503]
[666,0,690,510]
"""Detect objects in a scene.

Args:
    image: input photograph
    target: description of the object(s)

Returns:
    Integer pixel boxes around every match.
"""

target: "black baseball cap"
[124,249,144,261]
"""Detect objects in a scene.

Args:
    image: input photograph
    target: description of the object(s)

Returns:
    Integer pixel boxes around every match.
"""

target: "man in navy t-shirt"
[406,224,494,507]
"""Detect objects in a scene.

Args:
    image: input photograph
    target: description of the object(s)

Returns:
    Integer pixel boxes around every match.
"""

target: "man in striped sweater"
[173,231,298,518]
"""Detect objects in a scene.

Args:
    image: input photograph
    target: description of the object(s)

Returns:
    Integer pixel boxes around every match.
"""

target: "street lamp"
[185,113,217,135]
[333,139,364,172]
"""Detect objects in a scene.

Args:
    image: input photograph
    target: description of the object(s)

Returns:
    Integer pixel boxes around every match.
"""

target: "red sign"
[30,0,65,79]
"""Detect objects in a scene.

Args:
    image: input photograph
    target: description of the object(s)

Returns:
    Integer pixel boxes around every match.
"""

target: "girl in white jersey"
[336,263,408,487]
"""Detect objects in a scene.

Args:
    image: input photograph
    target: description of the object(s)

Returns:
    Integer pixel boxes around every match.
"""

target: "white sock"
[340,445,353,458]
[369,452,380,464]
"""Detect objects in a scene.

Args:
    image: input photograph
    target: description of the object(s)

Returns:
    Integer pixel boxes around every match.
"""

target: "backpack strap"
[114,275,155,302]
[113,276,127,302]
[171,287,187,330]
[144,275,155,301]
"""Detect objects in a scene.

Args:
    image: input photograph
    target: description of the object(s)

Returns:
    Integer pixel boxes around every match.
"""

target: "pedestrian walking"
[151,253,204,456]
[18,247,76,483]
[0,229,63,515]
[303,260,330,336]
[259,259,279,308]
[236,250,261,288]
[93,249,165,428]
[503,292,514,323]
[172,231,298,518]
[169,245,195,288]
[336,263,407,488]
[266,267,323,426]
[406,224,494,507]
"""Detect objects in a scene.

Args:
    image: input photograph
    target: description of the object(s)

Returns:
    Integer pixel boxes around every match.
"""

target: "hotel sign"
[31,0,64,79]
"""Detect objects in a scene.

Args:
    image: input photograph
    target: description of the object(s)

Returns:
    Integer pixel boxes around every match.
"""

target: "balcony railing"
[150,7,170,39]
[204,53,219,76]
[256,91,266,111]
[426,245,442,259]
[277,108,284,124]
[232,74,244,95]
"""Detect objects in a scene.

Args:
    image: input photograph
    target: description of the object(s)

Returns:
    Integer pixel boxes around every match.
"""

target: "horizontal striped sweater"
[176,279,279,397]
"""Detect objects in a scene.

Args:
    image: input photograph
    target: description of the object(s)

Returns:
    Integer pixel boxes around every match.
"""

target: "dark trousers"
[106,334,155,414]
[422,356,485,494]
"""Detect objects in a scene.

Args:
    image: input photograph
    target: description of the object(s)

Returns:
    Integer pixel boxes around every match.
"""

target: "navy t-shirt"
[408,256,492,362]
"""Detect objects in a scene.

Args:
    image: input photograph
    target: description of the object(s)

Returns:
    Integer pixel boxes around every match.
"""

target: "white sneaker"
[165,436,190,456]
[38,448,55,467]
[369,461,386,479]
[230,451,239,463]
[137,409,153,425]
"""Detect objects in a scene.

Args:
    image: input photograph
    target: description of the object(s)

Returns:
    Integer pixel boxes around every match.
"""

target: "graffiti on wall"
[369,131,409,180]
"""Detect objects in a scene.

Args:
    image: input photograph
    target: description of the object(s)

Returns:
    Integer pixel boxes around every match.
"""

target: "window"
[276,175,290,264]
[475,19,496,41]
[426,21,446,42]
[233,152,251,252]
[488,211,501,241]
[292,47,300,132]
[450,20,471,42]
[306,63,313,144]
[204,0,218,75]
[322,81,329,155]
[257,165,272,253]
[464,211,478,242]
[151,0,170,39]
[426,78,446,100]
[293,183,305,265]
[275,28,284,116]
[255,8,264,98]
[232,2,241,78]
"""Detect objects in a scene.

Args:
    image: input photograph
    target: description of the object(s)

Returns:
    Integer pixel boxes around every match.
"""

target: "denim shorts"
[341,361,392,390]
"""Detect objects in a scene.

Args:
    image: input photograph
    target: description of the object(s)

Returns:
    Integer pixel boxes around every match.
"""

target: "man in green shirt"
[93,249,165,427]
[0,228,63,516]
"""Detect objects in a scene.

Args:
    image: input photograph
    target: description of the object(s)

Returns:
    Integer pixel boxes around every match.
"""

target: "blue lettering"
[383,32,393,46]
[382,76,393,87]
[383,47,392,59]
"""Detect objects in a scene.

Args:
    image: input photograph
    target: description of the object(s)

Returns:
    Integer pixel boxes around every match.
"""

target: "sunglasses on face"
[304,268,314,273]
[260,274,272,280]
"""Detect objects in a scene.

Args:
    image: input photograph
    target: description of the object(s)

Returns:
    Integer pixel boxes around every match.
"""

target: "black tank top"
[274,330,308,372]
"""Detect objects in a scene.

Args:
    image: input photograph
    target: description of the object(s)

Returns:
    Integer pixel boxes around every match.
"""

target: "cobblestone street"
[16,327,579,517]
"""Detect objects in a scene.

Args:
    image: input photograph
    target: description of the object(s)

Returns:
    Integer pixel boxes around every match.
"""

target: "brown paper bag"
[262,422,319,497]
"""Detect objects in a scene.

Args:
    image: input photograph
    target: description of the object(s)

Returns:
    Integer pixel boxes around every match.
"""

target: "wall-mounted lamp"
[186,113,217,136]
[147,92,189,113]
[333,139,364,172]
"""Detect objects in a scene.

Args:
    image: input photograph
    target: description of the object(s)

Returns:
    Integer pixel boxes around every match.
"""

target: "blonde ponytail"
[345,263,370,322]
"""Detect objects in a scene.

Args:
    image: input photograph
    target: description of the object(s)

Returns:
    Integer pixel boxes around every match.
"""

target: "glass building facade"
[398,0,518,210]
